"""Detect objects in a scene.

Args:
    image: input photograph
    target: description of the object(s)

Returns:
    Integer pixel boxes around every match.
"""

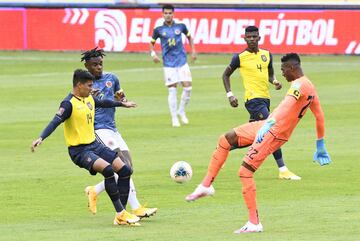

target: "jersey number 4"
[168,38,176,46]
[256,64,262,72]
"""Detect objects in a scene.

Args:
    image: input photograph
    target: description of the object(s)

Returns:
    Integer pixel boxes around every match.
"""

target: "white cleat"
[178,112,189,125]
[172,117,181,127]
[185,184,215,201]
[234,221,263,234]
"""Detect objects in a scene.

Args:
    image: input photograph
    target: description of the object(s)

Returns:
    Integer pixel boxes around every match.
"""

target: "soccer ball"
[170,161,193,183]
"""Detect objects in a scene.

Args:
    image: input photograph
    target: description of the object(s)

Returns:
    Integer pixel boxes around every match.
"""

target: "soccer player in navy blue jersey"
[80,47,157,218]
[30,69,141,226]
[150,4,197,127]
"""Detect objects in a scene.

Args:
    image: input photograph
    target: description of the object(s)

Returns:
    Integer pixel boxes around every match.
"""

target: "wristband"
[150,51,156,57]
[226,91,234,98]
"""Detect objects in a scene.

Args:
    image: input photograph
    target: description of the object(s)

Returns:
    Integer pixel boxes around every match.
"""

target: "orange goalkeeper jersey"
[269,76,325,140]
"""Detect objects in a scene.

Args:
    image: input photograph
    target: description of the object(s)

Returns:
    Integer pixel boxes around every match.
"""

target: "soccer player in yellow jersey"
[222,25,300,180]
[30,69,141,226]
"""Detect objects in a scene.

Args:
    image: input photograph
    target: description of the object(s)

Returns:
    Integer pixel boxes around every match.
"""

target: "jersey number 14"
[168,38,176,46]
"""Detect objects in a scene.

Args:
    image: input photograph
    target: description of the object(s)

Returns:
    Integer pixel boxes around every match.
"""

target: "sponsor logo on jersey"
[87,102,93,110]
[86,157,92,163]
[261,55,267,62]
[162,31,167,36]
[56,107,65,116]
[106,81,112,88]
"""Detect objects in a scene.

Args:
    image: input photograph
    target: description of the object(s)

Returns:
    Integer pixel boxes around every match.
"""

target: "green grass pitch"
[0,51,359,241]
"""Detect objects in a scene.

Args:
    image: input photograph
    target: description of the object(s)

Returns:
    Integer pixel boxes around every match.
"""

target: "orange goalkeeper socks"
[202,135,231,187]
[239,165,259,224]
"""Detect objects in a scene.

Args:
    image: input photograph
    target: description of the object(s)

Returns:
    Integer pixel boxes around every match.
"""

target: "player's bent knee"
[102,165,115,178]
[224,131,238,148]
[238,164,255,177]
[218,134,231,150]
[117,165,132,179]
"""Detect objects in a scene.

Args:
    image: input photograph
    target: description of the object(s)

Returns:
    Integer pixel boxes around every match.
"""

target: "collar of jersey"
[163,20,175,26]
[72,94,86,102]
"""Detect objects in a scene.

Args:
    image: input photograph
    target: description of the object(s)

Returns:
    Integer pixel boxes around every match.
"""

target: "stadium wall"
[1,6,360,54]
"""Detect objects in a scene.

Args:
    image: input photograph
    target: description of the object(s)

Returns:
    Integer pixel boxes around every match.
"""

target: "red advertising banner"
[1,7,360,54]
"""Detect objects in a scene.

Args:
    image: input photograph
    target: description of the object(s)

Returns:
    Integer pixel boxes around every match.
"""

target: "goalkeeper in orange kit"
[186,53,332,233]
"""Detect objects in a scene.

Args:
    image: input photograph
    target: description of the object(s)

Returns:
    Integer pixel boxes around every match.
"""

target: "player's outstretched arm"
[31,137,43,152]
[94,98,137,108]
[30,108,68,152]
[120,101,137,108]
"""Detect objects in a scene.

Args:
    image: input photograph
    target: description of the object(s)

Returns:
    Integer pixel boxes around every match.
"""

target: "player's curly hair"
[81,47,106,62]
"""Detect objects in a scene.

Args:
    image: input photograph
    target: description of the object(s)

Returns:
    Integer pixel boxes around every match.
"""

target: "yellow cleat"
[279,170,301,180]
[132,205,158,219]
[84,186,97,214]
[114,210,141,226]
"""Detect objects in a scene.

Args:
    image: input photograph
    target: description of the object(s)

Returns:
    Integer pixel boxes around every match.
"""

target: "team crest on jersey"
[261,55,267,62]
[106,81,112,88]
[87,102,93,110]
[175,29,181,35]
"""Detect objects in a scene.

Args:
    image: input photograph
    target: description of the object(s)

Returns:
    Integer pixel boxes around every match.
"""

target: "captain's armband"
[287,82,301,100]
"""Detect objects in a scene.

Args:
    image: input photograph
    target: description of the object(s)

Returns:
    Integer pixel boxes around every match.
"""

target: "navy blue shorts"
[68,140,118,175]
[245,98,270,122]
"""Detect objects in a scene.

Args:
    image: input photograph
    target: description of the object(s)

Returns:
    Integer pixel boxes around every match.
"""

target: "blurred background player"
[149,4,197,127]
[81,47,157,218]
[222,25,301,180]
[186,53,332,233]
[31,69,140,226]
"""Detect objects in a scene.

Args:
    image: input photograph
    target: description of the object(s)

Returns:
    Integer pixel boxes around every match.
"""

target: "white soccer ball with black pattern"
[170,161,193,183]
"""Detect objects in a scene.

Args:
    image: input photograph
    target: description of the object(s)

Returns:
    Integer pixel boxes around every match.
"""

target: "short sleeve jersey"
[151,22,190,68]
[229,49,272,101]
[93,72,120,131]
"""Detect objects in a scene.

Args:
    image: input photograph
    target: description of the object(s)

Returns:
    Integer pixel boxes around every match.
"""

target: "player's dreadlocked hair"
[81,47,106,62]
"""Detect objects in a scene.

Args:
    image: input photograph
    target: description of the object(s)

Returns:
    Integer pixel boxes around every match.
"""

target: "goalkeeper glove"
[256,118,275,143]
[313,138,332,166]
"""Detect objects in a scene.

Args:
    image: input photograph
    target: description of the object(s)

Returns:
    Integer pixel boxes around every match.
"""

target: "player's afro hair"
[281,53,301,64]
[81,47,106,62]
